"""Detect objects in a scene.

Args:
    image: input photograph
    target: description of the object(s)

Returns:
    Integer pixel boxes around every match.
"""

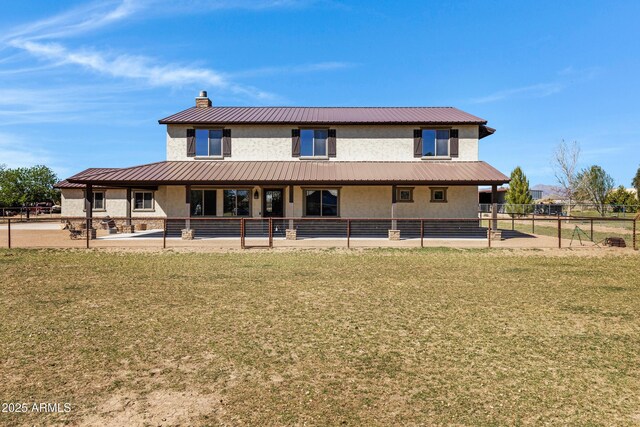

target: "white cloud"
[470,82,564,104]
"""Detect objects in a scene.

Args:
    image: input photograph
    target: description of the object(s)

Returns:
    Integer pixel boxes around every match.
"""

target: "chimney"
[195,90,211,108]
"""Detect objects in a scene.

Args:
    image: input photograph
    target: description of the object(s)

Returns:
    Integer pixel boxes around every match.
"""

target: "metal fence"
[1,215,637,250]
[479,203,640,217]
[0,206,61,222]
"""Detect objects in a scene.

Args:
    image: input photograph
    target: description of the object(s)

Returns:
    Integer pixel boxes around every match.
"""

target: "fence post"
[240,218,245,249]
[590,218,594,241]
[420,219,424,248]
[7,218,10,249]
[557,216,561,249]
[512,215,514,231]
[269,218,273,248]
[163,218,167,249]
[488,217,492,248]
[532,213,535,233]
[86,217,90,249]
[347,219,351,248]
[633,218,637,250]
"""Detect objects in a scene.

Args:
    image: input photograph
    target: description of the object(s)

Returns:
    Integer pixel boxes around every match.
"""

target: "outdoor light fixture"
[254,190,259,199]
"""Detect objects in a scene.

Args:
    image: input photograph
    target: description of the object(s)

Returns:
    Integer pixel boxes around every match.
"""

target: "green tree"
[505,166,534,216]
[632,165,640,202]
[576,165,614,216]
[605,185,638,213]
[0,165,59,206]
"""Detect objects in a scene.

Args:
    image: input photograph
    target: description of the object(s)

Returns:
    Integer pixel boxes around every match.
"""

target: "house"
[56,91,509,239]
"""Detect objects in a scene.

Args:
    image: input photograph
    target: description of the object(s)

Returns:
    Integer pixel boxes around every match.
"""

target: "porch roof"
[64,161,509,187]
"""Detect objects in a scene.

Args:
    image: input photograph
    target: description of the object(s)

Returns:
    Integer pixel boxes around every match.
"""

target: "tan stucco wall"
[166,124,479,162]
[62,185,478,219]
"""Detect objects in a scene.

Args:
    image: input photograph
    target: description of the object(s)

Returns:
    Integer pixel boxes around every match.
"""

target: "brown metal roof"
[54,168,119,188]
[66,161,509,186]
[158,107,487,125]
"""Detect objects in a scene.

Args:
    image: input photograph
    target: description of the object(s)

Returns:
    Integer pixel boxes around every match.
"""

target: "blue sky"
[1,0,639,186]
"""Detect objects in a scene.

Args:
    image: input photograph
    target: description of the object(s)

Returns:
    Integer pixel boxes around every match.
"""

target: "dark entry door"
[263,189,284,217]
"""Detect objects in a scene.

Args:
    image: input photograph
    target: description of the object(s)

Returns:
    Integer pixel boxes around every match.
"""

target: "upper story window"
[300,129,328,157]
[422,129,450,157]
[195,129,222,157]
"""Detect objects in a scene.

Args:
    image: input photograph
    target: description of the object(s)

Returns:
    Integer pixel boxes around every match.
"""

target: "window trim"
[430,187,448,203]
[194,127,224,159]
[299,127,330,159]
[396,187,414,203]
[302,187,340,217]
[222,188,252,217]
[132,190,155,211]
[421,126,452,160]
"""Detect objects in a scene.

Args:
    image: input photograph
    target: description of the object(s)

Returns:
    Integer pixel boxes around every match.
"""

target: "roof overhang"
[65,161,510,187]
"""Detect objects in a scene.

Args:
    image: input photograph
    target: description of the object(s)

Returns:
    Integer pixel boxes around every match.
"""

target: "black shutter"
[186,129,196,157]
[450,129,459,158]
[222,128,231,157]
[328,129,336,157]
[292,129,301,157]
[413,129,422,158]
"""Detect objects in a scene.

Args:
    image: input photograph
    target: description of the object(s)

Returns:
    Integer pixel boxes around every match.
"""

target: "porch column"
[85,183,93,222]
[288,185,294,229]
[491,184,498,230]
[185,185,191,229]
[125,187,132,225]
[391,185,397,229]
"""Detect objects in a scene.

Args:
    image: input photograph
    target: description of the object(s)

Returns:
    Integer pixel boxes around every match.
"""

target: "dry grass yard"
[1,248,639,426]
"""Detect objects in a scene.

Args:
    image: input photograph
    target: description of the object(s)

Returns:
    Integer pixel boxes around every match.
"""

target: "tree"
[0,165,59,207]
[632,165,640,202]
[576,165,614,216]
[605,186,638,213]
[552,140,581,215]
[505,166,534,216]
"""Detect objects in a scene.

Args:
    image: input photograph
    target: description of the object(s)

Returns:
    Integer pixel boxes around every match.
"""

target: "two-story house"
[56,91,509,239]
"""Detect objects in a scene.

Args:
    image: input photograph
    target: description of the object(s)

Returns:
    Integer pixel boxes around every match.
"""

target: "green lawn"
[1,248,639,425]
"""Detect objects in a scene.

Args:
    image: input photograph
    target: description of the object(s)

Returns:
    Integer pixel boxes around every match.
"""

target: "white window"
[300,129,328,157]
[195,129,222,157]
[422,129,449,157]
[134,191,154,210]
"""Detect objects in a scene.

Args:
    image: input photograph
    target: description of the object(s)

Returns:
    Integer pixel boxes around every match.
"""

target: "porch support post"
[288,185,294,228]
[85,183,93,222]
[185,185,191,229]
[286,185,296,240]
[491,184,498,230]
[389,185,399,240]
[126,187,132,225]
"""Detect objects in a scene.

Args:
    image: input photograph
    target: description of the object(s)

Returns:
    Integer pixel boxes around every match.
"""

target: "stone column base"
[119,225,135,234]
[488,230,503,240]
[286,229,297,240]
[181,229,195,240]
[388,229,401,241]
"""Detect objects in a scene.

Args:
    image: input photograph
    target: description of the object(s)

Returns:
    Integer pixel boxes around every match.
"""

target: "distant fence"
[1,215,637,250]
[479,203,640,217]
[0,206,60,222]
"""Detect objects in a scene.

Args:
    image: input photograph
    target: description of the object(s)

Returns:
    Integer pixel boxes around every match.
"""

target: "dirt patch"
[80,390,223,426]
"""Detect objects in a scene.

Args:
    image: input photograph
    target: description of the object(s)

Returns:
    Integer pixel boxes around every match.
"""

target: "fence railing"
[479,203,640,217]
[1,215,637,250]
[0,206,60,222]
